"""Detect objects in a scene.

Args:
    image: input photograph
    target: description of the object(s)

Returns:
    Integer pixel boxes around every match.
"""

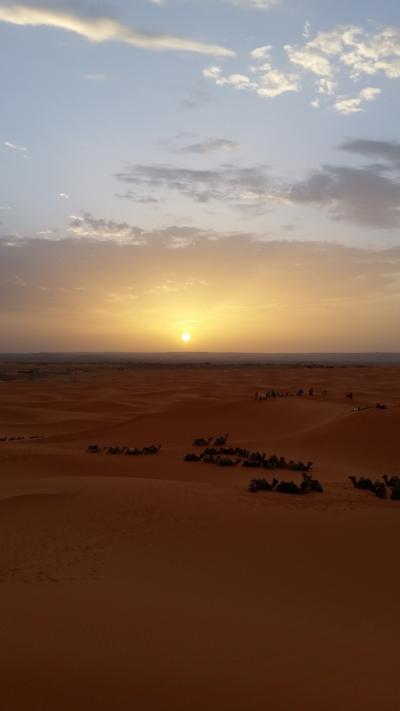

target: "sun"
[181,332,191,343]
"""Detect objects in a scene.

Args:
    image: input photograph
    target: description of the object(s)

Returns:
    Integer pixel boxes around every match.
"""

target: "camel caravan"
[349,475,400,500]
[87,443,161,456]
[185,434,313,473]
[254,388,315,400]
[0,434,42,442]
[249,472,323,495]
[192,434,229,447]
[255,389,388,410]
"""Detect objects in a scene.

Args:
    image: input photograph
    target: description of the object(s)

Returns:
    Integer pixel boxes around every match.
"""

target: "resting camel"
[249,478,278,493]
[391,487,400,501]
[382,475,400,488]
[192,437,212,447]
[217,457,241,467]
[349,476,386,498]
[184,453,202,462]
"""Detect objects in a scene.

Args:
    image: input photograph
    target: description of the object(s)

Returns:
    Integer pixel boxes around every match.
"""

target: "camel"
[375,482,386,499]
[391,487,400,501]
[349,475,371,490]
[249,478,278,493]
[87,444,101,454]
[275,481,302,495]
[184,453,202,462]
[217,457,241,467]
[235,447,250,459]
[349,476,387,498]
[192,437,212,447]
[202,454,219,464]
[242,459,262,468]
[214,434,229,446]
[300,473,323,494]
[219,447,236,456]
[383,475,400,488]
[142,444,161,455]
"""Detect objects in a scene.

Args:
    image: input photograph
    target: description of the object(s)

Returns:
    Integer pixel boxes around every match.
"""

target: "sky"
[1,0,400,352]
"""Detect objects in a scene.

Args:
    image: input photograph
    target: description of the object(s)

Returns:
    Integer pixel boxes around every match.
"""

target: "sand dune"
[0,364,399,709]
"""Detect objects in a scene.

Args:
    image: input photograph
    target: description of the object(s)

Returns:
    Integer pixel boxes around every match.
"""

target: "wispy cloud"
[338,139,400,167]
[68,213,145,244]
[68,213,220,248]
[4,140,27,153]
[114,163,273,204]
[0,3,234,57]
[178,138,239,154]
[113,137,400,230]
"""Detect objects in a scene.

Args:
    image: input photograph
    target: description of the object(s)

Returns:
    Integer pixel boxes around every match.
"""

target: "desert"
[3,0,400,708]
[1,361,399,710]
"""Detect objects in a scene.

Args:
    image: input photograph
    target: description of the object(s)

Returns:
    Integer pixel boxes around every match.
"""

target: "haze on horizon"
[1,0,400,352]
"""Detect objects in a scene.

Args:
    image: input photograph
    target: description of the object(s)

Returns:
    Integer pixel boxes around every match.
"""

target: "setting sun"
[181,332,191,343]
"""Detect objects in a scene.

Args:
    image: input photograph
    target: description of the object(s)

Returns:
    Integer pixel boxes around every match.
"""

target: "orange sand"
[0,363,399,710]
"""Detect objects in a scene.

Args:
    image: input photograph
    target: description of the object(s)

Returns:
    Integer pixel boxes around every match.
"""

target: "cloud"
[288,163,400,228]
[68,213,224,248]
[0,3,234,57]
[334,86,381,114]
[4,140,27,152]
[285,44,334,77]
[68,213,146,244]
[178,138,239,154]
[203,54,301,99]
[285,24,400,104]
[115,192,159,204]
[250,45,271,60]
[58,192,70,200]
[338,139,400,167]
[206,24,397,112]
[113,136,400,230]
[303,21,311,40]
[114,163,273,204]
